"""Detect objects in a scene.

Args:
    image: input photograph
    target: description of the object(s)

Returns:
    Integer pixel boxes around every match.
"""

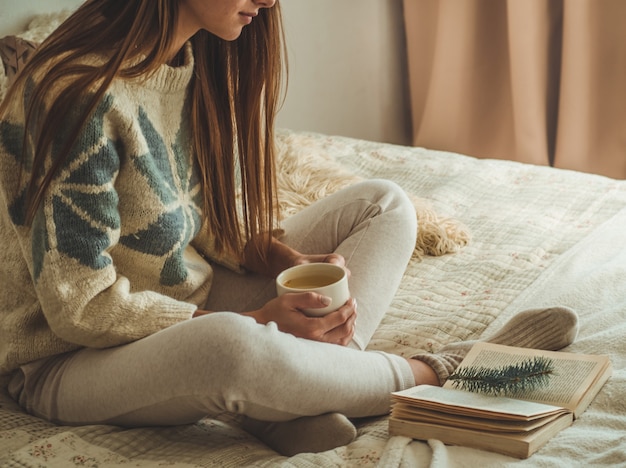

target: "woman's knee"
[355,179,412,209]
[354,179,417,232]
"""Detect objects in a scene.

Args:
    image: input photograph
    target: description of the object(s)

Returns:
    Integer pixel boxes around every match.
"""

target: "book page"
[442,342,610,411]
[392,404,565,432]
[392,385,565,420]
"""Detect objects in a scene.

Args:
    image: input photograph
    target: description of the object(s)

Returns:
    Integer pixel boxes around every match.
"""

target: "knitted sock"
[240,412,357,457]
[412,307,578,385]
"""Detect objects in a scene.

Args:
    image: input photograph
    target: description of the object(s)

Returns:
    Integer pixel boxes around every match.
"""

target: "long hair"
[0,0,286,259]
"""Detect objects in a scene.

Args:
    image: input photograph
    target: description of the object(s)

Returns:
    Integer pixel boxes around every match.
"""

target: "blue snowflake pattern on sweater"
[1,88,203,287]
[1,87,119,280]
[119,107,203,286]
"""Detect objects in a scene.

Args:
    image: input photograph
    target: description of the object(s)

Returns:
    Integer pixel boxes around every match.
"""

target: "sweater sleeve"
[15,93,196,349]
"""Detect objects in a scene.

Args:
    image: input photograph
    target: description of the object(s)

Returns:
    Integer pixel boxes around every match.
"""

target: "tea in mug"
[283,275,338,289]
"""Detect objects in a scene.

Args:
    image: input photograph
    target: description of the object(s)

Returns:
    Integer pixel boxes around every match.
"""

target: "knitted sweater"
[0,44,242,375]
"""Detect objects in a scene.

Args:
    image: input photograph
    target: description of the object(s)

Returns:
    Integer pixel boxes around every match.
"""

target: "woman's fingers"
[264,293,357,345]
[320,299,357,345]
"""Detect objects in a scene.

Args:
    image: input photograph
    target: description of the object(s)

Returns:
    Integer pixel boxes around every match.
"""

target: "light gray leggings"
[10,179,417,426]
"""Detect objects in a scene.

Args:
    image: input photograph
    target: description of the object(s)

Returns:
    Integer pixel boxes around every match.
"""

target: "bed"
[1,12,625,468]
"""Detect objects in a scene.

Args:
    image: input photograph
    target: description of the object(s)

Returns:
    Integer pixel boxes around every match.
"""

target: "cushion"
[0,35,38,87]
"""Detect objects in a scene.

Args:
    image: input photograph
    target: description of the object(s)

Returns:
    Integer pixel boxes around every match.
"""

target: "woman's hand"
[241,235,355,345]
[244,294,357,346]
[291,252,347,269]
[242,235,349,278]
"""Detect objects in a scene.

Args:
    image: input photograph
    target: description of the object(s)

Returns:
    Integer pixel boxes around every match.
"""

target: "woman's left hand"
[243,235,349,278]
[245,295,357,346]
[292,252,346,268]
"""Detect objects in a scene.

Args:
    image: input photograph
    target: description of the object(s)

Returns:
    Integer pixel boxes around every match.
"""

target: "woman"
[0,0,578,456]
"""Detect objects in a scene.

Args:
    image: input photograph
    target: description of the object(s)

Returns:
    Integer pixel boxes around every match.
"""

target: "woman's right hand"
[244,294,357,346]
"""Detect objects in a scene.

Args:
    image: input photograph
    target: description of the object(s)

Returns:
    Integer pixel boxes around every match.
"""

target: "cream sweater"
[0,45,241,375]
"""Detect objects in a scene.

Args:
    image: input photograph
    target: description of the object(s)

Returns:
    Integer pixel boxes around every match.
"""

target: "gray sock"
[412,306,578,385]
[241,412,357,456]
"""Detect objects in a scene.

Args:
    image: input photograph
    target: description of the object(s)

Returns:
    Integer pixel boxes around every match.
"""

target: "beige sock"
[240,412,357,456]
[412,306,578,385]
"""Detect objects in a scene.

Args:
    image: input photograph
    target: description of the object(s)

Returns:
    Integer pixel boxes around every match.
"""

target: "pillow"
[0,11,70,102]
[0,35,38,87]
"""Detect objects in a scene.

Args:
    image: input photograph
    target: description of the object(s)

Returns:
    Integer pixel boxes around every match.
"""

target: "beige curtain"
[403,0,626,179]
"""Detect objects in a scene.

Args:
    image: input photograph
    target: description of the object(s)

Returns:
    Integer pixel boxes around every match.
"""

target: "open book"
[389,342,612,459]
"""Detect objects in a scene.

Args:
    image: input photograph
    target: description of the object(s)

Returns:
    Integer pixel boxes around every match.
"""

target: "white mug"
[276,263,350,316]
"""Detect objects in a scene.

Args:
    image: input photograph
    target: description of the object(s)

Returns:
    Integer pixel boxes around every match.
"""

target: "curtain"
[402,0,626,179]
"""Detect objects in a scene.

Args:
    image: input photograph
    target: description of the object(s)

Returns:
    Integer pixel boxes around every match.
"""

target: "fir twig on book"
[448,356,555,396]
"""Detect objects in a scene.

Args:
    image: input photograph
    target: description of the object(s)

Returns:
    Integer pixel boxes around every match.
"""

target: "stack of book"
[389,342,612,458]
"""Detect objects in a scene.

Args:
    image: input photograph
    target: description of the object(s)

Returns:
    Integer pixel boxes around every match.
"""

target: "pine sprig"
[448,356,555,396]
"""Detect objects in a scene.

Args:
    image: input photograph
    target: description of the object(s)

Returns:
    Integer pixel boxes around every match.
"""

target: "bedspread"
[1,128,625,467]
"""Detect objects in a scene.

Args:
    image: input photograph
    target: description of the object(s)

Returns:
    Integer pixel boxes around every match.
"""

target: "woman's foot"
[409,306,578,385]
[240,412,357,456]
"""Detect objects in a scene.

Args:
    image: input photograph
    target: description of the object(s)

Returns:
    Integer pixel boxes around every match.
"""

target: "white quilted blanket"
[1,129,625,467]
